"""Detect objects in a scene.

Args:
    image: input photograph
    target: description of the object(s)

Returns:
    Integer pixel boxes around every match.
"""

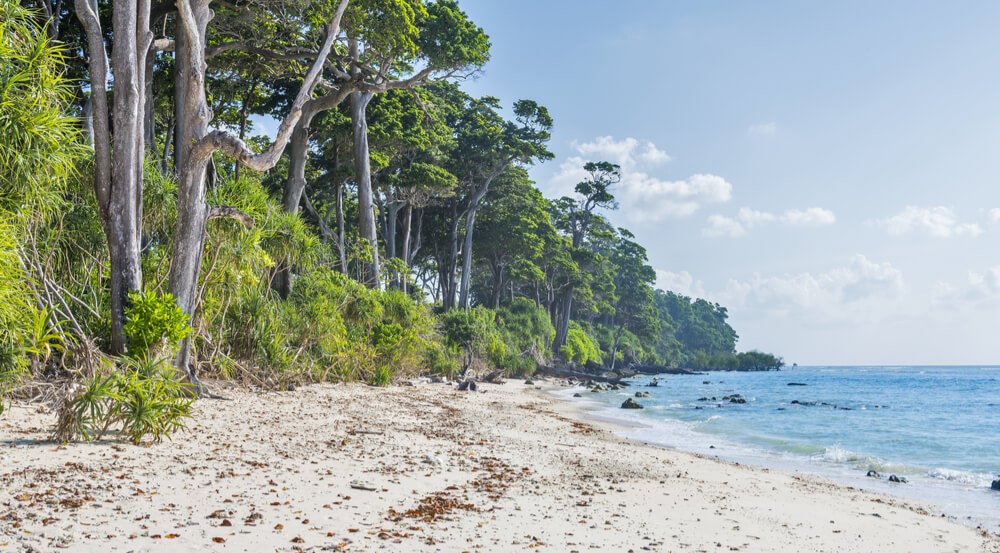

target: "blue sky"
[455,0,1000,365]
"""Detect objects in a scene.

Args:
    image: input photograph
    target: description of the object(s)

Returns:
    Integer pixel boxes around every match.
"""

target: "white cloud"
[781,207,837,227]
[722,255,905,323]
[747,122,777,136]
[550,136,730,222]
[934,266,1000,309]
[879,206,982,238]
[989,208,1000,225]
[702,214,746,237]
[655,269,707,299]
[701,206,836,237]
[657,255,907,325]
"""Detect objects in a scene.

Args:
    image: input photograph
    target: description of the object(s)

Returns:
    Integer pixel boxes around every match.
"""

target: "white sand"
[1,379,997,552]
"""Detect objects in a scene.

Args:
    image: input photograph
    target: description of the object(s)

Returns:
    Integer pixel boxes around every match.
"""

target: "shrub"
[55,355,193,444]
[124,291,192,355]
[560,322,602,365]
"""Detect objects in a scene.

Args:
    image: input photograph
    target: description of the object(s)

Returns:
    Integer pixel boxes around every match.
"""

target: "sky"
[452,0,1000,365]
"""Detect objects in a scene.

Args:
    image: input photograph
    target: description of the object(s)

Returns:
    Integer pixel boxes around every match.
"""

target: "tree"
[446,95,554,309]
[605,229,658,370]
[549,161,620,347]
[281,0,490,291]
[73,0,155,353]
[167,0,350,385]
[472,167,552,308]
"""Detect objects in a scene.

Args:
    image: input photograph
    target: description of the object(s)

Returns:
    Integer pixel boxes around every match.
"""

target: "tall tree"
[167,0,350,385]
[281,0,489,291]
[443,96,553,309]
[549,161,620,347]
[73,0,154,353]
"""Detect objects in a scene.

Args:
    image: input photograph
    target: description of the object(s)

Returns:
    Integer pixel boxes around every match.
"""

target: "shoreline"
[1,379,998,552]
[551,370,1000,534]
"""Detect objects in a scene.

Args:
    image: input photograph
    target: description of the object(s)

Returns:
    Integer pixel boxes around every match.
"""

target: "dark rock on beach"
[621,398,644,409]
[866,470,880,478]
[888,475,907,483]
[991,479,1000,491]
[573,393,583,398]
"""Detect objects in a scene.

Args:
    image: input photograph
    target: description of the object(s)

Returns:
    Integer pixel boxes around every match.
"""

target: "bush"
[560,321,602,365]
[124,291,192,355]
[55,355,193,444]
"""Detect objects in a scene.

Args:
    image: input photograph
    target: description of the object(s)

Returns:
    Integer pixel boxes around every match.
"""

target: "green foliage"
[560,321,602,365]
[0,0,83,217]
[55,355,193,445]
[124,291,193,355]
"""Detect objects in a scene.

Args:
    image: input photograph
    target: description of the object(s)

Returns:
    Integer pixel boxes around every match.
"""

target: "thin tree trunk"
[350,91,380,289]
[401,202,413,293]
[336,180,346,273]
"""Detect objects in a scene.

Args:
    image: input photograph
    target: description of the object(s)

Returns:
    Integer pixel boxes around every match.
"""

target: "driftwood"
[535,366,628,385]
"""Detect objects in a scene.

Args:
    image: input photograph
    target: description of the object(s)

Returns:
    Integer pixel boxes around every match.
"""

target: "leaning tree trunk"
[169,0,348,389]
[457,205,479,310]
[350,91,381,289]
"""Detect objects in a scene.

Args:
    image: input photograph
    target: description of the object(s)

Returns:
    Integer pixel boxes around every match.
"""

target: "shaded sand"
[1,379,998,552]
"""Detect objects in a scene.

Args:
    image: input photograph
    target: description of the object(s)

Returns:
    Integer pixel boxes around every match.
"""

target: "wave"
[926,468,994,487]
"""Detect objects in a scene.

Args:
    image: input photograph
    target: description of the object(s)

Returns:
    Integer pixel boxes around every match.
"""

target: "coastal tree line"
[0,0,780,439]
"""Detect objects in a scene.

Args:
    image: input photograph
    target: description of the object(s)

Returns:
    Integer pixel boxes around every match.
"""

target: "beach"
[1,379,997,553]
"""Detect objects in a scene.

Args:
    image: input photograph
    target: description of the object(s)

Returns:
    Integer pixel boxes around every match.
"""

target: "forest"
[0,0,781,441]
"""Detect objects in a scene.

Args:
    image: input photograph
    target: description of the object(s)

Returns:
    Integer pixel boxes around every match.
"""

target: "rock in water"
[866,470,880,478]
[635,392,650,398]
[729,397,747,404]
[787,382,808,386]
[573,393,583,398]
[888,475,907,483]
[991,479,1000,491]
[621,398,644,409]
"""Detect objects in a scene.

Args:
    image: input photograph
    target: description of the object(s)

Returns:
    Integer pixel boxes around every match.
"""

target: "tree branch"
[208,205,254,228]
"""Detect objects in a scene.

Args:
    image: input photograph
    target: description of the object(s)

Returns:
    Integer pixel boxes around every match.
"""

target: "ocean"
[558,365,1000,530]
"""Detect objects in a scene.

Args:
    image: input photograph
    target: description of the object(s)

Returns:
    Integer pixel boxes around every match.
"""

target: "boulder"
[992,479,1000,492]
[634,392,650,398]
[620,398,644,409]
[866,470,880,478]
[729,397,747,404]
[887,475,907,483]
[573,393,583,398]
[524,380,535,385]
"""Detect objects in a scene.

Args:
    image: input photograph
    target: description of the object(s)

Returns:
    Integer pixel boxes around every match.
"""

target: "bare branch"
[208,205,254,228]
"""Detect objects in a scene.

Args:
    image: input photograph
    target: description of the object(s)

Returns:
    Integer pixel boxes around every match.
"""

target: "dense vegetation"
[0,0,780,440]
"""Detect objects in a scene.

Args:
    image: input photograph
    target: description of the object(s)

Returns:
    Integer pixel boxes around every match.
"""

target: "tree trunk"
[75,0,152,354]
[401,202,413,292]
[336,180,347,273]
[350,91,381,289]
[443,199,460,309]
[554,289,573,348]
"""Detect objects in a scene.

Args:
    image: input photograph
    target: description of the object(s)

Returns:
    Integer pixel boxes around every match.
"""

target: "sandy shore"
[1,379,997,553]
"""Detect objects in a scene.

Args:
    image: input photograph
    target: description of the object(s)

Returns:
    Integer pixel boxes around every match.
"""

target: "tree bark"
[350,91,381,289]
[457,205,478,310]
[76,0,151,354]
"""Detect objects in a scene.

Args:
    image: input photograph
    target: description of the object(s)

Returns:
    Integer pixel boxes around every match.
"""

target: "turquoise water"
[563,365,1000,530]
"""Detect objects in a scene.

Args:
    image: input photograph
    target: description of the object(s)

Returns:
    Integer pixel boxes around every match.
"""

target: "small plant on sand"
[55,355,193,444]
